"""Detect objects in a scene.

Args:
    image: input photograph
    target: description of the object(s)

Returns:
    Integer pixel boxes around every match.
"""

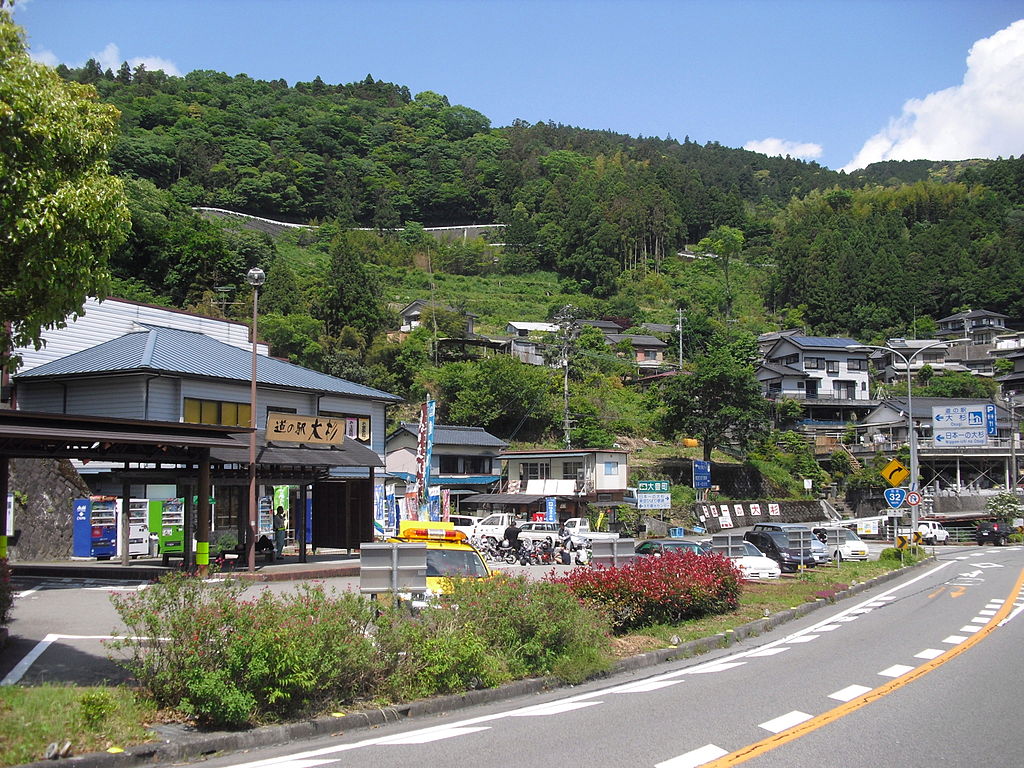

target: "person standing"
[272,506,286,560]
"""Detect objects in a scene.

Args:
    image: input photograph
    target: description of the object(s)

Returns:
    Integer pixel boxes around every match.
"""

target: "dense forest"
[49,62,1024,465]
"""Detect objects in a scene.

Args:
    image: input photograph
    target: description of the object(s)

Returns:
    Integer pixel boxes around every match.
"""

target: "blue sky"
[13,0,1024,171]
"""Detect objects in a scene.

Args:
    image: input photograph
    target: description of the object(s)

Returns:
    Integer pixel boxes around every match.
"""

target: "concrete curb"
[16,557,933,768]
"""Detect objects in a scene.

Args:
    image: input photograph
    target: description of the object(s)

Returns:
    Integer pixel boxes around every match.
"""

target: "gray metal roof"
[390,422,508,448]
[15,325,402,402]
[605,333,668,347]
[787,335,860,349]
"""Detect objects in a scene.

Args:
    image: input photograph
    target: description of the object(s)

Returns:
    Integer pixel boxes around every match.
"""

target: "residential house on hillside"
[857,397,1014,491]
[397,299,477,336]
[758,335,875,427]
[582,319,625,333]
[461,447,629,522]
[504,321,558,366]
[385,423,507,506]
[874,339,968,383]
[936,308,1009,344]
[605,333,668,369]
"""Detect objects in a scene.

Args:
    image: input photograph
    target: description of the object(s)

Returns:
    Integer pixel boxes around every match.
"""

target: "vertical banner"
[345,418,358,439]
[428,487,441,521]
[273,486,290,516]
[413,400,437,519]
[442,489,451,521]
[357,417,371,442]
[545,497,557,522]
[373,482,386,535]
[404,492,419,521]
[386,490,397,531]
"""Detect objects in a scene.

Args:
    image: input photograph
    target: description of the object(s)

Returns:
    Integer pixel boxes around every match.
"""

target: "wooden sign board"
[267,413,345,445]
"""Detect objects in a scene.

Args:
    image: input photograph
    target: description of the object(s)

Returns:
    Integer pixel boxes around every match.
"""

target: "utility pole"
[554,305,579,448]
[1009,392,1019,493]
[676,307,684,370]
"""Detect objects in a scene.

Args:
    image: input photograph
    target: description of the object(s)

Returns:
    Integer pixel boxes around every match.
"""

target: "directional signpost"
[637,480,671,511]
[932,404,991,448]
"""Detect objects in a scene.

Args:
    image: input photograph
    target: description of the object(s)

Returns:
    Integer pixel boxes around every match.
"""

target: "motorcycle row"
[470,535,592,566]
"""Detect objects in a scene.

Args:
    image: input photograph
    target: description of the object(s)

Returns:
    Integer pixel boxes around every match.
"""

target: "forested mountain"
[57,62,1024,358]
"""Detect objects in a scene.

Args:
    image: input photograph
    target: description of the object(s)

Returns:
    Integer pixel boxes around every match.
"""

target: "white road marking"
[815,624,841,632]
[13,586,41,599]
[747,647,789,657]
[759,710,812,733]
[866,602,886,607]
[687,662,747,674]
[257,760,335,768]
[613,680,684,693]
[835,616,859,622]
[787,635,819,643]
[915,649,945,660]
[375,726,490,744]
[959,625,982,634]
[943,635,968,644]
[849,608,873,614]
[879,664,915,678]
[1,633,119,685]
[969,616,989,624]
[509,701,602,716]
[877,595,897,601]
[989,599,1005,604]
[978,609,997,616]
[829,684,872,702]
[656,744,729,768]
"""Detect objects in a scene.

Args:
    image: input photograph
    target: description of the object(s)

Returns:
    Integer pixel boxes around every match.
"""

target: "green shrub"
[109,574,380,727]
[78,690,114,727]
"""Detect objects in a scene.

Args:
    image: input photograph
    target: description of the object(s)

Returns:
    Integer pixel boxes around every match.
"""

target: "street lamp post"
[246,267,266,573]
[847,338,968,535]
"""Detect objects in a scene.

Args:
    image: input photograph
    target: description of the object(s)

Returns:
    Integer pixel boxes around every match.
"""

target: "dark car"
[635,539,706,556]
[743,530,816,573]
[976,520,1015,546]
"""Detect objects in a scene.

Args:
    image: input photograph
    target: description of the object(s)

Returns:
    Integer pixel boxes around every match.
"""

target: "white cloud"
[92,42,181,76]
[843,19,1024,172]
[26,41,181,77]
[744,137,824,160]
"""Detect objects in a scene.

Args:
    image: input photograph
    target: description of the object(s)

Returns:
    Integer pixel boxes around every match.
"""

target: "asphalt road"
[144,544,1024,768]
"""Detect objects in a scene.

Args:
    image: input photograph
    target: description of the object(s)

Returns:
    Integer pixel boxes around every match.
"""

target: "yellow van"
[389,520,491,595]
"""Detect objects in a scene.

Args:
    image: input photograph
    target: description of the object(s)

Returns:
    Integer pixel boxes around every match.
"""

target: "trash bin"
[148,533,159,556]
[669,527,685,538]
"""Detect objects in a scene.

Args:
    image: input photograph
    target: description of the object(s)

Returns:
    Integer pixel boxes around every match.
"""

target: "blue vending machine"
[72,496,118,559]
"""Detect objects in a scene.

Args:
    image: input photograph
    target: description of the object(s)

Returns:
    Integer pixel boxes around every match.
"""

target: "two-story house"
[758,335,876,427]
[605,333,669,369]
[397,299,477,336]
[385,423,507,508]
[874,339,968,383]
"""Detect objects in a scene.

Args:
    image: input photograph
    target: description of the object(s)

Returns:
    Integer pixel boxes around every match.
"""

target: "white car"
[518,521,562,545]
[449,515,483,538]
[704,540,781,580]
[812,527,870,561]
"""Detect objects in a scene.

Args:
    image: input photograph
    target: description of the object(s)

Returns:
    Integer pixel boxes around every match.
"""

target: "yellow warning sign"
[882,458,910,487]
[896,535,910,550]
[912,531,923,544]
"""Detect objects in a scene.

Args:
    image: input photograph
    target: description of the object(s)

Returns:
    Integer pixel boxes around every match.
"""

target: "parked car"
[449,515,482,538]
[634,538,705,556]
[752,522,829,564]
[702,539,782,580]
[518,520,562,545]
[744,530,816,573]
[976,520,1015,546]
[812,527,870,561]
[915,520,950,545]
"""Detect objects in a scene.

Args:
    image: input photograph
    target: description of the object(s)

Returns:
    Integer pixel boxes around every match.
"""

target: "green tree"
[919,372,997,399]
[316,232,389,340]
[696,225,744,319]
[657,332,769,460]
[1,7,129,368]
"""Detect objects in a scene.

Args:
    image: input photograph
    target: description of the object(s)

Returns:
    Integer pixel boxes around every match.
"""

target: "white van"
[916,520,949,544]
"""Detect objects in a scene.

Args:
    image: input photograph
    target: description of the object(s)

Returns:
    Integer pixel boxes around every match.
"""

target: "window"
[520,462,550,480]
[804,357,824,370]
[604,460,619,476]
[439,455,460,474]
[184,398,251,427]
[465,455,491,474]
[644,349,658,360]
[562,460,584,480]
[847,358,867,371]
[826,360,840,374]
[775,353,799,366]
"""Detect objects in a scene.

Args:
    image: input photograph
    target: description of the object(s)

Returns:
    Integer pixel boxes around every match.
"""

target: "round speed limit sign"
[906,491,922,507]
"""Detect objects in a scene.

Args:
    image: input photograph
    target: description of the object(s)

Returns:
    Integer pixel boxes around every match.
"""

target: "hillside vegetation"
[51,63,1024,470]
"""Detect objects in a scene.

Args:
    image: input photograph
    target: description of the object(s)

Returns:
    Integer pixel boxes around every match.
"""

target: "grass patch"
[0,685,157,767]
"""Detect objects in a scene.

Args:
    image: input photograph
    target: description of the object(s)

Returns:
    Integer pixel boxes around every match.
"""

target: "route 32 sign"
[884,488,908,509]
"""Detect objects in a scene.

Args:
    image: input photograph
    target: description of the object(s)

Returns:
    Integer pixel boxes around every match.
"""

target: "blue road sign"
[985,403,997,436]
[884,488,908,509]
[693,460,712,489]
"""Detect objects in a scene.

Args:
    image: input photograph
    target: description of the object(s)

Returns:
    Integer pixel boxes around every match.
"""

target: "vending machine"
[120,498,151,558]
[148,498,184,560]
[72,496,118,559]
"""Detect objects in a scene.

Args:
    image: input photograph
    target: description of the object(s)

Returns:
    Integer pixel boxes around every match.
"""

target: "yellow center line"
[703,566,1024,767]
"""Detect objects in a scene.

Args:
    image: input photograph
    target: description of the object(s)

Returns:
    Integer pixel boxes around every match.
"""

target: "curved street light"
[846,338,969,534]
[246,267,266,573]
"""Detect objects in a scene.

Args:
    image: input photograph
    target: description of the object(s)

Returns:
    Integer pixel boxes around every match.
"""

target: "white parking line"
[829,684,872,702]
[760,710,812,733]
[656,744,728,768]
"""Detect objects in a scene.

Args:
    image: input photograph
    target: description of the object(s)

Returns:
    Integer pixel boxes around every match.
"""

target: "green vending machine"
[149,498,184,564]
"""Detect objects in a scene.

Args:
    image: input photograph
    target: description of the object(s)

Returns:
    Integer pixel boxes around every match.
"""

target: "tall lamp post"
[246,267,266,573]
[847,338,968,533]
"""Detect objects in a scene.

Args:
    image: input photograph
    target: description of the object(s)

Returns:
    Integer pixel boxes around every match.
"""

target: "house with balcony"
[385,423,506,507]
[936,308,1009,345]
[460,448,629,522]
[873,339,969,383]
[856,397,1015,494]
[758,335,876,427]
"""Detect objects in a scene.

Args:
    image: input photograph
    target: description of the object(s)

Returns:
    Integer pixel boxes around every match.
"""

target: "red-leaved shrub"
[550,550,741,633]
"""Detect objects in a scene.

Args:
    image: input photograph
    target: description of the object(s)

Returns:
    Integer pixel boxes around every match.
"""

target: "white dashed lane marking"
[656,744,728,768]
[759,710,812,733]
[915,649,944,660]
[943,635,968,644]
[879,664,915,678]
[829,684,872,702]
